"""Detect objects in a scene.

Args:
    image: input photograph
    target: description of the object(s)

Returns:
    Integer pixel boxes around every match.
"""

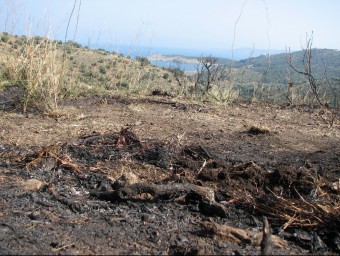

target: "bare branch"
[286,32,325,107]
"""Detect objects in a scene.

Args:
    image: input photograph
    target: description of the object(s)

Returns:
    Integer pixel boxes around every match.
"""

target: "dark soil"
[0,95,339,255]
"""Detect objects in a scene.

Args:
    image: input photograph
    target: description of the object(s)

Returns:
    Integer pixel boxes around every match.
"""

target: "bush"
[85,70,97,78]
[116,81,129,88]
[80,64,87,73]
[136,56,150,66]
[34,36,41,44]
[98,76,106,82]
[99,66,107,74]
[15,39,23,45]
[140,73,151,81]
[97,48,110,55]
[65,40,81,48]
[162,73,169,79]
[1,34,9,42]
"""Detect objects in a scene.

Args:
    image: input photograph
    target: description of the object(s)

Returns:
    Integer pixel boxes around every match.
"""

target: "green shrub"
[80,64,87,73]
[136,56,150,66]
[116,81,129,88]
[15,39,23,45]
[99,66,107,74]
[162,73,169,79]
[72,41,81,48]
[98,76,106,82]
[1,34,9,42]
[34,36,41,44]
[97,48,110,55]
[85,70,96,78]
[139,73,150,81]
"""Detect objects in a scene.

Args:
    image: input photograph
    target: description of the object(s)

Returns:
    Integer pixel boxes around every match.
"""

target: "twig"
[261,216,273,255]
[51,243,75,252]
[197,159,207,175]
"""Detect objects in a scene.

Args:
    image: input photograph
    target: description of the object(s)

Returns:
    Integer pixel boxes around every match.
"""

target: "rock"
[22,179,46,191]
[112,172,139,189]
[331,180,340,192]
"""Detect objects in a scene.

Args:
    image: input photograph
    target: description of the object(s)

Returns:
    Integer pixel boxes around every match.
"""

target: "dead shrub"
[247,125,270,135]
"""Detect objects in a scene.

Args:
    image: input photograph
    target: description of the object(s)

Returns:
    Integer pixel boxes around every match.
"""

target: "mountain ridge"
[148,48,340,82]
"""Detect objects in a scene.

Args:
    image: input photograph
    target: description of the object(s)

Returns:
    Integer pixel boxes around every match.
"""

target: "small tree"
[286,32,325,107]
[199,56,217,93]
[287,32,339,127]
[196,55,227,97]
[168,61,186,87]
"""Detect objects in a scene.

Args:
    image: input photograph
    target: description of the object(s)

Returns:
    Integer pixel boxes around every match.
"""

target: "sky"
[0,0,339,55]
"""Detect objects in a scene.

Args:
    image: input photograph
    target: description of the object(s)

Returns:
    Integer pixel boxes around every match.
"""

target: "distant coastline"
[89,43,285,61]
[147,55,200,65]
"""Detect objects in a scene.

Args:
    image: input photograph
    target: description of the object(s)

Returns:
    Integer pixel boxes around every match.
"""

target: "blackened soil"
[0,96,339,255]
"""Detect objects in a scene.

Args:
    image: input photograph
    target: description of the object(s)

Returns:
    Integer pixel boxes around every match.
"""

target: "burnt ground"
[0,94,339,255]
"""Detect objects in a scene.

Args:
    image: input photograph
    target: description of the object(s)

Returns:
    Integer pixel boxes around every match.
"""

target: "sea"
[88,43,284,71]
[148,60,198,71]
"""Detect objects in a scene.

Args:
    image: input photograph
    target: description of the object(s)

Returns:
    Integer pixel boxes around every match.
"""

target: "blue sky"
[1,0,339,54]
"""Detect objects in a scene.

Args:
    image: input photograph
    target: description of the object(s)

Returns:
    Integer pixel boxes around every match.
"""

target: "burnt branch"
[90,182,228,218]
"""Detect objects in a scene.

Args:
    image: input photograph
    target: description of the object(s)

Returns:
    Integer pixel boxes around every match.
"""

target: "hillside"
[0,33,340,255]
[148,48,340,84]
[0,33,180,113]
[1,32,340,112]
[237,48,340,83]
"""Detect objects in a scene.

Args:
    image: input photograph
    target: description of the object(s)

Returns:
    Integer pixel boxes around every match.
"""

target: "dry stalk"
[252,190,337,230]
[3,36,69,113]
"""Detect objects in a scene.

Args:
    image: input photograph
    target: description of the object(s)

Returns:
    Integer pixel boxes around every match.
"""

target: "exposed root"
[201,220,287,248]
[90,182,228,218]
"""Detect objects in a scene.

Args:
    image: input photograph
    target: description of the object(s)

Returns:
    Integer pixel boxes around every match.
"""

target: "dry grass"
[0,33,179,113]
[1,36,70,113]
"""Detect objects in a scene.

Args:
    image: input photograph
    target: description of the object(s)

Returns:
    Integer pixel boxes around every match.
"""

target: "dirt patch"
[0,96,339,254]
